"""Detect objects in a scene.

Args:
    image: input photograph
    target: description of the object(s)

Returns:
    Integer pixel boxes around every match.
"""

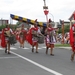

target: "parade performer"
[0,29,2,46]
[45,19,57,56]
[26,19,42,53]
[1,25,13,54]
[19,24,27,48]
[70,23,75,61]
[15,29,20,42]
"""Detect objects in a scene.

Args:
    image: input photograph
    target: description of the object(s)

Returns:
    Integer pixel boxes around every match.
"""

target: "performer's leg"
[5,45,7,53]
[35,42,38,53]
[8,42,11,54]
[46,43,49,54]
[32,42,34,52]
[5,41,7,53]
[50,48,54,56]
[20,41,22,48]
[50,44,54,56]
[46,47,48,54]
[71,51,75,61]
[71,47,75,61]
[71,52,74,61]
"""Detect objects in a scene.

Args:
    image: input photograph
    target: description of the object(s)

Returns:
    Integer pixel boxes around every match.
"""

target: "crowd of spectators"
[57,32,70,44]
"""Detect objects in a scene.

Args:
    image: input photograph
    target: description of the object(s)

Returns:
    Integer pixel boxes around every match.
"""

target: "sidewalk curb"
[55,47,71,50]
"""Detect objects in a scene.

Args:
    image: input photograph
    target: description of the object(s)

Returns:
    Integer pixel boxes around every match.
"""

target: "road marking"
[0,56,19,59]
[0,47,4,50]
[11,51,63,75]
[42,47,46,48]
[23,47,29,49]
[30,46,46,49]
[0,47,17,50]
[10,47,17,50]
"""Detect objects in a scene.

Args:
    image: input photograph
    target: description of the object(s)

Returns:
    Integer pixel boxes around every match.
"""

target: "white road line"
[0,47,17,50]
[0,56,19,59]
[30,47,46,49]
[10,47,17,50]
[11,51,63,75]
[23,47,29,49]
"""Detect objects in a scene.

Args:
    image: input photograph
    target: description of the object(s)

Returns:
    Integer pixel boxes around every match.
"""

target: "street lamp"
[43,0,49,23]
[49,13,54,22]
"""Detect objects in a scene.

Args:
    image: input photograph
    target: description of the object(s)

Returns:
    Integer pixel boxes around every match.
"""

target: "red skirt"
[46,43,54,48]
[71,45,75,52]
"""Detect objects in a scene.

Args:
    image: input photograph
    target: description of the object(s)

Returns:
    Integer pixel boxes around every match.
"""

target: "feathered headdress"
[35,19,37,23]
[48,19,52,23]
[34,19,38,25]
[47,19,52,27]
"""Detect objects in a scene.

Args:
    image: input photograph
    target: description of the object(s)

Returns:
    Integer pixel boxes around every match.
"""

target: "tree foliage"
[58,25,70,34]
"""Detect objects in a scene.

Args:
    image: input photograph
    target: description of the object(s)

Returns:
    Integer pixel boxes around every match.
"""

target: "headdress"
[48,19,52,23]
[34,19,38,25]
[47,19,52,26]
[22,24,24,27]
[35,19,37,23]
[73,12,75,20]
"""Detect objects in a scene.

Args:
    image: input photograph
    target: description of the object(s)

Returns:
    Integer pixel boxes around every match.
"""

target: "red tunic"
[1,28,10,48]
[19,29,27,44]
[45,27,54,48]
[26,27,38,45]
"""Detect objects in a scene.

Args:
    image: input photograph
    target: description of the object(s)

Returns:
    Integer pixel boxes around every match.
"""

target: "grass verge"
[55,44,70,47]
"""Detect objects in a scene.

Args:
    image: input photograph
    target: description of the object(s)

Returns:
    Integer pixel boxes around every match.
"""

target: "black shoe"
[5,50,7,53]
[32,48,34,52]
[8,52,11,54]
[50,54,54,56]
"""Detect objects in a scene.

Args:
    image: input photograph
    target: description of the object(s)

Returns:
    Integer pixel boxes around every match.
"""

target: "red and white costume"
[45,27,56,48]
[1,27,13,48]
[70,24,75,52]
[19,29,27,44]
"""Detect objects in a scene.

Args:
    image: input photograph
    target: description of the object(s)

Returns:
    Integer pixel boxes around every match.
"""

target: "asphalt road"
[0,42,75,75]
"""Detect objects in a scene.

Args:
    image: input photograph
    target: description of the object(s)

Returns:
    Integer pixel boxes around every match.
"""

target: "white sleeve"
[38,28,41,33]
[72,26,74,31]
[10,29,13,33]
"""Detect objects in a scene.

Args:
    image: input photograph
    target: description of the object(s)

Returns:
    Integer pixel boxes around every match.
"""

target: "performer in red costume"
[26,19,42,53]
[70,23,75,61]
[45,19,57,56]
[1,25,13,54]
[0,29,2,46]
[19,24,27,48]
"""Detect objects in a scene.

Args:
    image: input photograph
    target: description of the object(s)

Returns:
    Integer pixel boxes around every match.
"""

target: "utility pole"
[62,20,64,44]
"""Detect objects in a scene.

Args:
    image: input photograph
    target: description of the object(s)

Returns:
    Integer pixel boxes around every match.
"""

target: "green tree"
[16,21,22,25]
[64,25,70,32]
[58,25,70,34]
[0,25,6,30]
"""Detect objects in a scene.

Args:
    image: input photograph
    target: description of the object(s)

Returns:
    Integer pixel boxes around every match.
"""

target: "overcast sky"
[0,0,75,24]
